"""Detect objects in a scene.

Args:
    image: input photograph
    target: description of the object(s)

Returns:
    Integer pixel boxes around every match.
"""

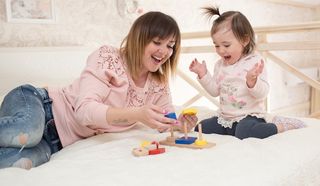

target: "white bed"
[1,47,320,186]
[0,113,320,186]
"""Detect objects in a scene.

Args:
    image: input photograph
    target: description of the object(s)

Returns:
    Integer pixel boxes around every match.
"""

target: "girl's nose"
[217,47,225,55]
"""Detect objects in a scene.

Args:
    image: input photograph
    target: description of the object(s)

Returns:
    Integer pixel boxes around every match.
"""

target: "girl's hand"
[189,58,207,79]
[175,113,198,133]
[246,60,264,88]
[135,104,177,131]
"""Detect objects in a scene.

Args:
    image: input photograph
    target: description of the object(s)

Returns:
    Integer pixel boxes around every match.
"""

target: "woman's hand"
[189,58,207,79]
[135,104,177,131]
[175,113,198,133]
[246,60,264,88]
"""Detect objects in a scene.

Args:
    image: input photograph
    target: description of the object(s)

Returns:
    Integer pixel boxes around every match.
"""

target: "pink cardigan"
[48,45,174,147]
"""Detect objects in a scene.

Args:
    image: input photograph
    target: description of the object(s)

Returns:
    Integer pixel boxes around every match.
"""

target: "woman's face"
[141,36,175,74]
[212,26,246,65]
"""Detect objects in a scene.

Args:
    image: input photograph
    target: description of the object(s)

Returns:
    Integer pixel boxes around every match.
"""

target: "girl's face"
[141,36,175,74]
[212,27,246,65]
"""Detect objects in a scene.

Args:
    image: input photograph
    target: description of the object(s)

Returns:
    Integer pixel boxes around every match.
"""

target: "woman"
[0,11,197,169]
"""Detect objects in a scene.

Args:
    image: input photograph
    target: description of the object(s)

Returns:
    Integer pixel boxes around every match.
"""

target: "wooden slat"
[177,69,219,107]
[181,46,213,53]
[254,21,320,34]
[181,41,320,53]
[311,88,320,114]
[181,21,320,40]
[265,52,320,91]
[181,94,202,108]
[309,111,320,119]
[259,0,319,9]
[182,32,209,40]
[258,41,320,51]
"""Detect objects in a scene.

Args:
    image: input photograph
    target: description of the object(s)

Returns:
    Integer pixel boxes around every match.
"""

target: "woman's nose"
[158,45,168,54]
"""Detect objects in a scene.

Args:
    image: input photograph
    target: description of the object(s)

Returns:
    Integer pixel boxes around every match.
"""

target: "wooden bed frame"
[0,22,319,118]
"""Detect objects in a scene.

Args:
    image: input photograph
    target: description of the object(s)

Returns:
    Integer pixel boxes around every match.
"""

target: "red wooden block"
[148,148,165,155]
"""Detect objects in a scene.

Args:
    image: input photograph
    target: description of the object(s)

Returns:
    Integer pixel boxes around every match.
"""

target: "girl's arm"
[197,61,221,97]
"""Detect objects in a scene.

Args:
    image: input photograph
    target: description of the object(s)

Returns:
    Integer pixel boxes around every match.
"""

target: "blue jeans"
[195,115,278,139]
[0,84,62,169]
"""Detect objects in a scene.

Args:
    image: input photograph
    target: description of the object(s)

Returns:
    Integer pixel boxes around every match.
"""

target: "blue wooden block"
[175,136,197,144]
[165,112,177,119]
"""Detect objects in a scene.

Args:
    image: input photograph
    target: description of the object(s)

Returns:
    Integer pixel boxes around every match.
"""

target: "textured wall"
[0,0,138,47]
[0,0,318,116]
[0,0,317,47]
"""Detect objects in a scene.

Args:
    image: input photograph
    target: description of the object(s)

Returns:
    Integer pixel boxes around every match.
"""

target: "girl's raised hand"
[246,60,264,88]
[189,58,207,79]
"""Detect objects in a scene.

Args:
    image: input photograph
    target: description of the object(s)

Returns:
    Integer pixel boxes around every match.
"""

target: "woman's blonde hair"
[203,6,255,55]
[120,11,181,83]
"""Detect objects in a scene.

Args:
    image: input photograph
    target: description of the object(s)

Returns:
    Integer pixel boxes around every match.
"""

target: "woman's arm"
[106,104,177,129]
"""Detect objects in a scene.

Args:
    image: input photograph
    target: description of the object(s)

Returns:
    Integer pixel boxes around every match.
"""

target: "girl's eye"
[153,41,161,45]
[224,45,230,48]
[215,45,219,48]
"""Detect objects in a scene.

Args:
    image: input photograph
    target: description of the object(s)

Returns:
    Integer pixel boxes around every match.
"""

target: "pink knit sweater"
[48,45,174,147]
[198,52,269,128]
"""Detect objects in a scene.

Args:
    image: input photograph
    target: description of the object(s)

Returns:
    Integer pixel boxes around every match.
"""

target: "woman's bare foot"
[273,116,306,133]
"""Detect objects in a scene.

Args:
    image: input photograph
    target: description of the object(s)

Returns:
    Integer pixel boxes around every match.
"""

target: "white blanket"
[1,116,320,186]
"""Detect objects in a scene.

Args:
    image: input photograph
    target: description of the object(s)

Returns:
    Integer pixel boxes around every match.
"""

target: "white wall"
[0,47,92,97]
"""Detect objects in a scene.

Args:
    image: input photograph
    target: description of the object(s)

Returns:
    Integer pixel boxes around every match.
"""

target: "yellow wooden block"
[182,108,198,115]
[195,139,208,146]
[141,141,150,148]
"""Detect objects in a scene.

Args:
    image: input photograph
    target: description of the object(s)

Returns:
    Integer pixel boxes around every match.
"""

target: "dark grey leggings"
[195,115,278,139]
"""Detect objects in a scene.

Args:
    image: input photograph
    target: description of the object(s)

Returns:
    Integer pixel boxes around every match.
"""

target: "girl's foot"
[273,116,306,133]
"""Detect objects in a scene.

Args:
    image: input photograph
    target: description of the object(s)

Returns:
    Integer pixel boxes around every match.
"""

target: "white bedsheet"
[1,116,320,186]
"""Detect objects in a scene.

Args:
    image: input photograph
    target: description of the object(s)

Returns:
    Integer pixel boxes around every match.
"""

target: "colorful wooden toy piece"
[179,108,198,138]
[159,108,215,149]
[194,122,208,146]
[181,108,197,115]
[165,112,177,119]
[159,137,215,149]
[132,141,165,157]
[132,147,149,157]
[148,141,165,155]
[175,136,197,144]
[148,148,165,155]
[166,132,176,143]
[141,141,150,148]
[165,112,178,142]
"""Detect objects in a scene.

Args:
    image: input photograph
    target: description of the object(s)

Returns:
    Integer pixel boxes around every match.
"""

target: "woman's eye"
[167,45,174,49]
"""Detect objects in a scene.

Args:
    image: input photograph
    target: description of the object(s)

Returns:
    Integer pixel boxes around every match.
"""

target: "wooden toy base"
[159,138,215,149]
